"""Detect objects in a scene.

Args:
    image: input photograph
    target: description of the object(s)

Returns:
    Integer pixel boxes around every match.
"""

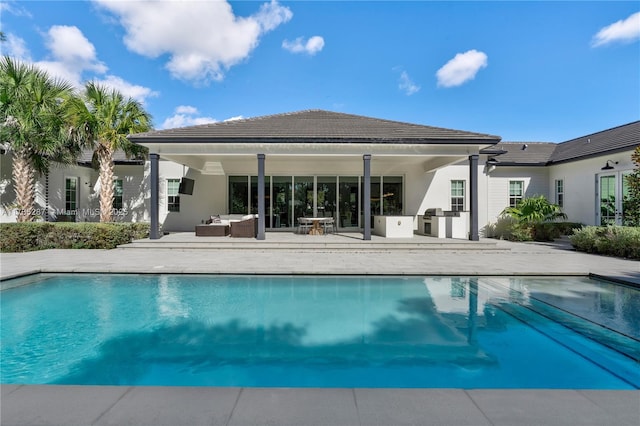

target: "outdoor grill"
[423,208,444,219]
[420,208,466,238]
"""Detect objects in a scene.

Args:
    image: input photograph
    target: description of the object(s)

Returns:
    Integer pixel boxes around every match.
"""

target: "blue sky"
[1,0,639,142]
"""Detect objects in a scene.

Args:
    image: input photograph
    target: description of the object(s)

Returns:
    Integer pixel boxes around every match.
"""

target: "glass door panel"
[229,176,249,214]
[599,175,616,225]
[317,176,336,218]
[382,176,403,215]
[273,176,292,228]
[621,172,634,226]
[293,176,313,224]
[339,176,359,228]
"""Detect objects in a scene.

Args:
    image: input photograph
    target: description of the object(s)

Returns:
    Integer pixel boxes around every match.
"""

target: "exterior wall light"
[601,160,618,170]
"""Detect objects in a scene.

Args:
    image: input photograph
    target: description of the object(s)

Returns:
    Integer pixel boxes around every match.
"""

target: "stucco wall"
[485,166,549,225]
[1,157,147,224]
[4,148,635,231]
[548,151,634,226]
[157,160,228,232]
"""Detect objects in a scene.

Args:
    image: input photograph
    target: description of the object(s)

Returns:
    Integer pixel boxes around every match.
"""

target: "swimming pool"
[1,274,638,389]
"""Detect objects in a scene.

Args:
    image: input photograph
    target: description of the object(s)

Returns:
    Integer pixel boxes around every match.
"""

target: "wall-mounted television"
[178,177,195,195]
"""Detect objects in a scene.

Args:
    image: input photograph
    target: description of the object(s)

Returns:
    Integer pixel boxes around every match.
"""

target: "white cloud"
[224,115,244,122]
[398,71,420,95]
[94,0,293,84]
[46,26,107,74]
[34,25,107,88]
[6,24,158,105]
[175,105,199,115]
[94,75,159,105]
[0,1,32,18]
[282,36,325,55]
[3,33,31,61]
[161,106,218,129]
[591,12,640,47]
[254,0,294,32]
[436,49,488,88]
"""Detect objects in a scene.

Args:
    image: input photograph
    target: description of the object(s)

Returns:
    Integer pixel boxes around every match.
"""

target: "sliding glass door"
[338,176,359,228]
[273,176,292,228]
[317,176,337,218]
[293,176,313,225]
[229,174,403,231]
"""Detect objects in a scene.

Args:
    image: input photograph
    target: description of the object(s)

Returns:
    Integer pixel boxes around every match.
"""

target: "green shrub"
[569,226,640,259]
[500,195,567,224]
[491,220,582,242]
[0,222,150,252]
[532,222,583,242]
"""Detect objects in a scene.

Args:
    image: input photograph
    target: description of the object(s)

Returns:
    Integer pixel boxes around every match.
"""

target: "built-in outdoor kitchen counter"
[372,215,415,238]
[418,208,469,239]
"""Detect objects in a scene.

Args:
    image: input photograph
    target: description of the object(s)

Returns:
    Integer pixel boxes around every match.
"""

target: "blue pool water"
[1,274,639,389]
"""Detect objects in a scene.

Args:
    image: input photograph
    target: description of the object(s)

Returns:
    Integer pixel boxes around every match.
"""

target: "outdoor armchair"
[230,214,258,238]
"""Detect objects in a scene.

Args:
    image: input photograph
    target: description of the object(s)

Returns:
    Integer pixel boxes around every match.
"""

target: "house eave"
[128,136,501,145]
[549,145,637,165]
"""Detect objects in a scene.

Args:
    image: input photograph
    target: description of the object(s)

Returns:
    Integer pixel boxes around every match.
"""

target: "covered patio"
[128,110,501,241]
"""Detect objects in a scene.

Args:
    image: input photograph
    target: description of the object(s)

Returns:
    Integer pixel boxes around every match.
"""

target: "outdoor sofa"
[195,214,257,238]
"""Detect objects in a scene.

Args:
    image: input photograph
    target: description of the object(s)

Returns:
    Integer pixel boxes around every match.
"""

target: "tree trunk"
[12,148,36,222]
[97,145,115,223]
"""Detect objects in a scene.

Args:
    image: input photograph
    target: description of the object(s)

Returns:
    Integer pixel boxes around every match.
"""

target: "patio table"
[302,217,330,235]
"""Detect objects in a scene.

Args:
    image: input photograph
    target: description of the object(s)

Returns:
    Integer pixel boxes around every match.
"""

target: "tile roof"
[77,149,144,165]
[490,142,557,165]
[490,121,639,166]
[129,109,501,144]
[549,120,639,164]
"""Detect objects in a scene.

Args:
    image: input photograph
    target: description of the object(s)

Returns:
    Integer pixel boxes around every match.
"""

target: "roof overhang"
[133,141,496,156]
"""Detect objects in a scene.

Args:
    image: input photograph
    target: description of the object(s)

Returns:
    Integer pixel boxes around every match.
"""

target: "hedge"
[569,226,640,260]
[0,222,150,252]
[492,220,583,242]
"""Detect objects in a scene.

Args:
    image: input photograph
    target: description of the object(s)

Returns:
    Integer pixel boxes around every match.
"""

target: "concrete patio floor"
[1,236,639,425]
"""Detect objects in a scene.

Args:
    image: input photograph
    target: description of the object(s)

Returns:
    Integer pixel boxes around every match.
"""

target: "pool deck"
[1,234,639,426]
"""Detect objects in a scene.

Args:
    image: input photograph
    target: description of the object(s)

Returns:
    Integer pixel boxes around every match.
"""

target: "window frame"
[65,176,78,213]
[450,180,465,212]
[113,179,124,210]
[167,178,181,212]
[555,179,564,208]
[509,180,524,208]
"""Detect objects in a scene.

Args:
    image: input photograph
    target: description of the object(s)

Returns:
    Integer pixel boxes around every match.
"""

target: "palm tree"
[0,56,78,222]
[501,195,567,224]
[67,82,152,222]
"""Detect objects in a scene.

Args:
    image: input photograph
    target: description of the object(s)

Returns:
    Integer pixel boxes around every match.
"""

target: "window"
[382,176,403,215]
[113,179,123,210]
[65,177,78,213]
[450,180,465,212]
[555,179,564,208]
[228,176,248,214]
[509,180,524,207]
[167,179,180,212]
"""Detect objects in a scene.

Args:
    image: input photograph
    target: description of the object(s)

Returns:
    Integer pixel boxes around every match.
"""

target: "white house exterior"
[1,150,146,223]
[1,110,638,240]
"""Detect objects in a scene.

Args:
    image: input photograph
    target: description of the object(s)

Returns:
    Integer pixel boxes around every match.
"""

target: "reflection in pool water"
[1,274,638,388]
